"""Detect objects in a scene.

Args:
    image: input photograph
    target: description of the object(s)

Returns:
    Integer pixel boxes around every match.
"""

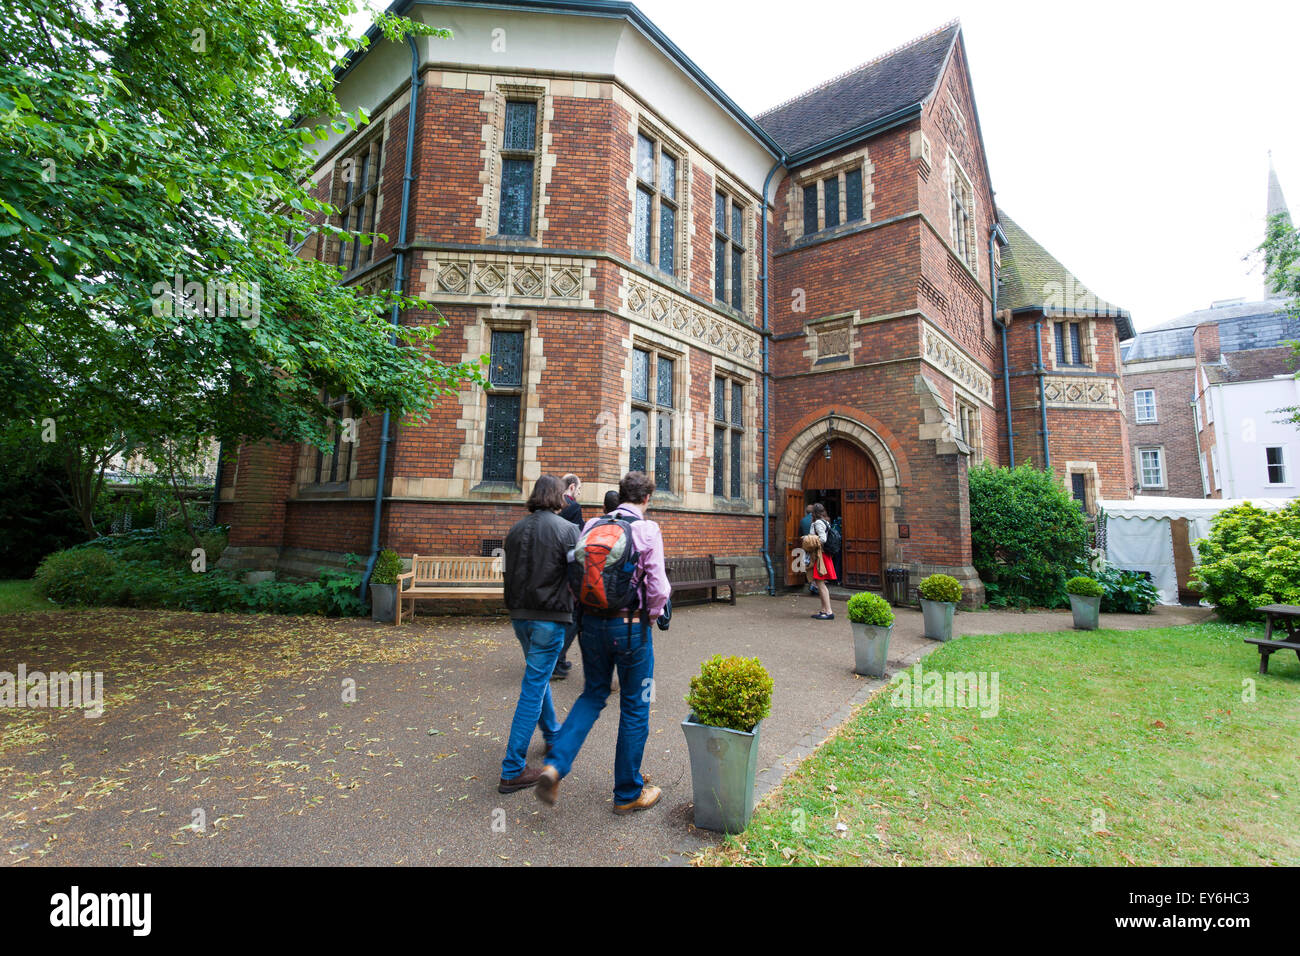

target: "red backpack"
[568,514,642,614]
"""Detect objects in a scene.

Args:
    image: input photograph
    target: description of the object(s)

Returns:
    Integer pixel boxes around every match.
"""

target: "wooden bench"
[1245,604,1300,674]
[665,555,738,606]
[394,554,504,624]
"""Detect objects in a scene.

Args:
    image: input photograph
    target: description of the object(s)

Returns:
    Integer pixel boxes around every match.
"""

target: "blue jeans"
[501,619,565,780]
[546,614,655,803]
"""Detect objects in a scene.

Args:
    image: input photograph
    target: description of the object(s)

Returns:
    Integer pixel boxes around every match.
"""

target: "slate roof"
[755,22,960,157]
[1123,298,1300,362]
[1202,346,1298,384]
[996,210,1134,339]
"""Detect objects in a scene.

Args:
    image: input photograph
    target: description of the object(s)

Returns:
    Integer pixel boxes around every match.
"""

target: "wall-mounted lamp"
[823,412,835,460]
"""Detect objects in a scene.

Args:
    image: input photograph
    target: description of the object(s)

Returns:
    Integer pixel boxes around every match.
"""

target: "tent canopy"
[1098,496,1293,519]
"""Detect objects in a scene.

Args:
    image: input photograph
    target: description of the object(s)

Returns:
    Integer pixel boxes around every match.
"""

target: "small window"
[1071,473,1087,508]
[1055,321,1087,366]
[499,100,538,236]
[1139,448,1164,488]
[956,399,982,463]
[823,176,840,229]
[630,348,676,492]
[483,329,525,483]
[802,184,818,238]
[715,190,747,313]
[949,159,973,266]
[314,395,355,484]
[336,136,383,271]
[634,132,678,274]
[845,169,864,222]
[1134,389,1157,423]
[712,375,746,499]
[1266,446,1287,485]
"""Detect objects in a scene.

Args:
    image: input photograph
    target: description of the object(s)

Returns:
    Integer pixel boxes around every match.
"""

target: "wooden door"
[802,440,882,590]
[783,488,805,586]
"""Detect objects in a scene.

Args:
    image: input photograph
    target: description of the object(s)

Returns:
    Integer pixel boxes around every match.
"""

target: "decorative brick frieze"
[617,267,761,369]
[920,321,993,405]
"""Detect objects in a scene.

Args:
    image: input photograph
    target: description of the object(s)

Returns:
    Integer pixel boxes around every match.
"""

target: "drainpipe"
[988,224,1013,467]
[759,155,786,596]
[360,33,423,601]
[1034,318,1051,470]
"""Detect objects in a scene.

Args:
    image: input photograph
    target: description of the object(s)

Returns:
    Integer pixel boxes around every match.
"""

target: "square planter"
[370,583,397,624]
[681,714,762,834]
[920,599,956,641]
[851,622,893,677]
[1069,593,1101,630]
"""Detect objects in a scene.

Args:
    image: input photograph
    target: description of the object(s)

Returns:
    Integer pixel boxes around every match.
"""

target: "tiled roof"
[1124,298,1300,362]
[755,22,960,157]
[997,210,1133,338]
[1202,346,1297,384]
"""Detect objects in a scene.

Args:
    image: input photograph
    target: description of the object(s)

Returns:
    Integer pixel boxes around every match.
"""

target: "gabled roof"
[755,22,960,159]
[997,210,1134,339]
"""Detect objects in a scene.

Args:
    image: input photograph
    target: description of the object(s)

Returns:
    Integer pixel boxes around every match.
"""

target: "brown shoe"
[498,766,544,794]
[535,765,561,805]
[612,784,662,815]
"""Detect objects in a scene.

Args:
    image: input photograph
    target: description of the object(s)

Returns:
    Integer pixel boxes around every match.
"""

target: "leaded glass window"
[823,176,840,229]
[803,183,818,236]
[499,100,538,236]
[314,394,355,484]
[630,348,677,493]
[634,132,678,274]
[483,329,525,484]
[336,136,382,271]
[715,190,746,314]
[845,168,863,222]
[713,376,746,500]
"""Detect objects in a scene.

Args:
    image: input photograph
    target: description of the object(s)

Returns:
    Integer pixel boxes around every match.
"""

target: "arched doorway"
[783,439,883,590]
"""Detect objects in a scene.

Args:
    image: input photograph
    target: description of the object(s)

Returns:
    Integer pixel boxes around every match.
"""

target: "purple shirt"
[581,503,671,618]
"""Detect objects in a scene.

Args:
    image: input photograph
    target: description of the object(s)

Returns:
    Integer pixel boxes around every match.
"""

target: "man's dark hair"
[561,473,580,492]
[619,471,655,505]
[805,504,814,515]
[527,475,566,513]
[603,489,620,513]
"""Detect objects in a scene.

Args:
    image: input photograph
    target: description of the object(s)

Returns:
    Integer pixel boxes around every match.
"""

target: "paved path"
[5,598,1209,866]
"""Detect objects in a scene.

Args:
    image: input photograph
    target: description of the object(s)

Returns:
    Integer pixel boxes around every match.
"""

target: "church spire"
[1265,152,1291,296]
[1268,152,1290,224]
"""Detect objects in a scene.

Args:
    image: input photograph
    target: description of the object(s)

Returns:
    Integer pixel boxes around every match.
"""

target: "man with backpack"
[536,471,670,815]
[497,475,579,794]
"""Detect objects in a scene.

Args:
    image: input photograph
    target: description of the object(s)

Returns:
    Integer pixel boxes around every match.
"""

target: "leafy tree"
[1261,211,1300,427]
[0,0,483,540]
[969,463,1090,608]
[1190,500,1300,622]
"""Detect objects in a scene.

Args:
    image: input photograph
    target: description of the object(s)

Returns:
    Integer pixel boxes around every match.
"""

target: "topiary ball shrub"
[847,591,894,627]
[918,573,962,604]
[686,654,773,733]
[33,548,123,605]
[1065,575,1103,597]
[371,549,403,586]
[1191,500,1300,621]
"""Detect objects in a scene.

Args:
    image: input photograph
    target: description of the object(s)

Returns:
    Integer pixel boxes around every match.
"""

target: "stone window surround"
[1136,444,1167,490]
[1063,461,1101,512]
[443,308,546,499]
[955,395,983,465]
[711,167,756,318]
[626,114,692,292]
[944,150,978,278]
[1048,316,1097,370]
[625,333,688,499]
[296,396,362,495]
[710,357,756,503]
[476,82,554,246]
[325,123,387,276]
[787,147,876,243]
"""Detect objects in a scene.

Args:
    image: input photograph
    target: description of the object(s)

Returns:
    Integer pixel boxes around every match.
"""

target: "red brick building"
[217,2,1136,606]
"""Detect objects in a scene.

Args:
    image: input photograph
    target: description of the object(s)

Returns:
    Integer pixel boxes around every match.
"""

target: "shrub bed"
[1191,500,1300,621]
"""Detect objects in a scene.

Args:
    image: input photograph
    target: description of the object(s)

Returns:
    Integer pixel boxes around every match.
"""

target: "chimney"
[1194,322,1221,365]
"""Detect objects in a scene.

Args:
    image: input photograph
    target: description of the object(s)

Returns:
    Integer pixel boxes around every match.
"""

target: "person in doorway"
[807,502,836,620]
[799,504,817,596]
[828,513,844,586]
[536,471,670,815]
[552,473,585,681]
[497,475,579,794]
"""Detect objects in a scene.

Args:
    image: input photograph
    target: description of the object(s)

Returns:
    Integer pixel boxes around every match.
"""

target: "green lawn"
[702,623,1299,866]
[0,579,58,615]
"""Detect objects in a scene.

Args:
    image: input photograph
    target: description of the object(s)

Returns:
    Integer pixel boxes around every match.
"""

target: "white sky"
[363,0,1299,331]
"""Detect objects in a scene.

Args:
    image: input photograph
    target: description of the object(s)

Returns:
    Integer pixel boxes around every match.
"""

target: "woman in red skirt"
[807,502,835,620]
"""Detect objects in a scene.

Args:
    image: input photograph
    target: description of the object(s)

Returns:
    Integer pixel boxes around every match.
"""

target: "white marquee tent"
[1098,496,1294,605]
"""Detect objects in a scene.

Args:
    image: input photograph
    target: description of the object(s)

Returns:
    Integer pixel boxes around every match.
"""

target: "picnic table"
[1245,605,1300,674]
